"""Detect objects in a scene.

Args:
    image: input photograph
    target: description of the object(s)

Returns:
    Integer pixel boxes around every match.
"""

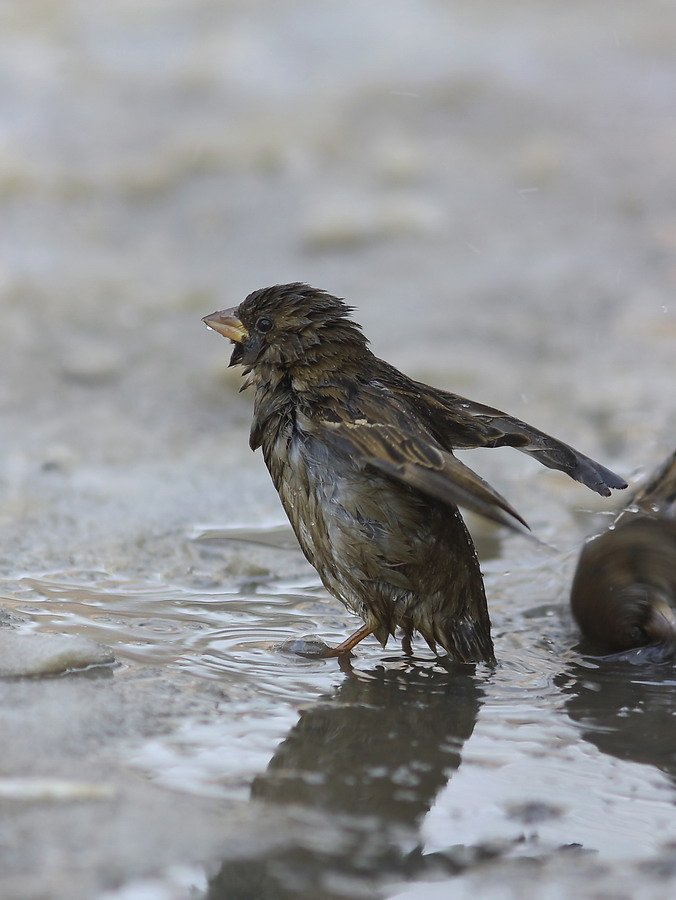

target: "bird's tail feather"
[422,615,495,666]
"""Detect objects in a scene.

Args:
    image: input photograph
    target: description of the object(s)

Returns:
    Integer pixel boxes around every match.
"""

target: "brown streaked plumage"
[204,283,627,664]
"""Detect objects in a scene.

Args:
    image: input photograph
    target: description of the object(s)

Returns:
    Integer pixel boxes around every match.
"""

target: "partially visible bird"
[571,450,676,656]
[203,283,626,664]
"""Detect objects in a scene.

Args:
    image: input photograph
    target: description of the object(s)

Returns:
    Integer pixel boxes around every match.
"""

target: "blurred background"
[2,0,674,505]
[1,2,675,898]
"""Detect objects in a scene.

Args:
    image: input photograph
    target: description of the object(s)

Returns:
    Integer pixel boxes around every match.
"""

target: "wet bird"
[571,450,676,656]
[203,284,626,664]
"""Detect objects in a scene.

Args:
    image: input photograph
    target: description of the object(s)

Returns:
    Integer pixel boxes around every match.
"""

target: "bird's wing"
[402,382,627,498]
[316,417,532,536]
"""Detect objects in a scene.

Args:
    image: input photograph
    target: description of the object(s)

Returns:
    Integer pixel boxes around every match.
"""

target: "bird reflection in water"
[208,662,483,899]
[558,659,676,783]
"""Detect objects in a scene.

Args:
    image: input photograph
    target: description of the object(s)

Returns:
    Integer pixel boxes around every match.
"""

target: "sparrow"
[571,450,676,656]
[203,283,626,664]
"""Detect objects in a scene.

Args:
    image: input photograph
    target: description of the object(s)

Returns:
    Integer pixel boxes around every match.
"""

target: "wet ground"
[1,1,675,897]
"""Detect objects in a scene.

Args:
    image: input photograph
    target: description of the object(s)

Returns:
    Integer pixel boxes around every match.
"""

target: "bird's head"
[202,283,369,383]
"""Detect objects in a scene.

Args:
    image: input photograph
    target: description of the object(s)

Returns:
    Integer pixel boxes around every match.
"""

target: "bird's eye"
[256,316,273,334]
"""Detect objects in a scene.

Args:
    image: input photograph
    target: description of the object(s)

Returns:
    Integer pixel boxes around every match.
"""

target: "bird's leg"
[319,623,374,658]
[401,631,414,656]
[278,624,374,659]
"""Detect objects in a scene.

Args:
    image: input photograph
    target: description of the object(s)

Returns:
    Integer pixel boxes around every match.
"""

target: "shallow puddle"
[3,522,674,897]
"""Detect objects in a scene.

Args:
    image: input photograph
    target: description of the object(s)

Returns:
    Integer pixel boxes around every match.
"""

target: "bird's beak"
[202,308,249,343]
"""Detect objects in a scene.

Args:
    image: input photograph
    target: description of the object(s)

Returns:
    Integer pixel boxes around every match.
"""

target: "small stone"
[40,443,79,473]
[278,636,332,658]
[0,632,115,678]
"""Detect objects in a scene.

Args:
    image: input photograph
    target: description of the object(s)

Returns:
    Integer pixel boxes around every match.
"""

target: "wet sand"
[1,2,675,897]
